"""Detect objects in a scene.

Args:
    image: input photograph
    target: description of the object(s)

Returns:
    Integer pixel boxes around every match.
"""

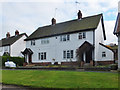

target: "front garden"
[1,70,118,89]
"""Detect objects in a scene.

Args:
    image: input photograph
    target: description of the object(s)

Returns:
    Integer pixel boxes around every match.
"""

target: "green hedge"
[0,56,24,66]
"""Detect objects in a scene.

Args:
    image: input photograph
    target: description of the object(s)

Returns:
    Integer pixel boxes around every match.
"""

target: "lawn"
[1,70,118,89]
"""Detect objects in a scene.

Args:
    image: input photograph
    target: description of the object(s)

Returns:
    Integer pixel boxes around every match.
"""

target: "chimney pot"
[78,10,82,19]
[15,30,19,36]
[51,18,56,25]
[6,32,10,38]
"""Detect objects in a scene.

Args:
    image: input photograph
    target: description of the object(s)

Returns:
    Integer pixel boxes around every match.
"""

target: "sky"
[0,0,119,45]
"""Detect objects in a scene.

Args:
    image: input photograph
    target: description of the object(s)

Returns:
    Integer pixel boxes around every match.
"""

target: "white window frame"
[102,52,106,57]
[41,38,49,44]
[31,40,35,46]
[60,35,70,42]
[63,50,74,59]
[38,52,46,60]
[78,32,86,39]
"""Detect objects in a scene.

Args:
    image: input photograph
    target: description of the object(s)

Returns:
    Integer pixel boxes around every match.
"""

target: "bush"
[1,56,24,67]
[110,64,118,70]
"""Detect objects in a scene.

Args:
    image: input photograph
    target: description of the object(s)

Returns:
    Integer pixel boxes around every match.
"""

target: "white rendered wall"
[11,35,27,57]
[94,18,104,61]
[26,31,94,63]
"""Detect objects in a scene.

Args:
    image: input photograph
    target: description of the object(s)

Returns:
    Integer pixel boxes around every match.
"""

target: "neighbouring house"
[0,30,28,57]
[23,10,114,66]
[108,44,118,63]
[113,1,120,69]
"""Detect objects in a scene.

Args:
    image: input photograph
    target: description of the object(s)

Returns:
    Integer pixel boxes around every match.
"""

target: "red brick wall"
[61,62,78,65]
[96,61,114,65]
[31,62,51,66]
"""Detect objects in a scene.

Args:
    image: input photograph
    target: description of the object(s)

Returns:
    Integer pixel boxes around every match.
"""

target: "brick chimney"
[15,30,19,36]
[6,32,10,38]
[77,10,82,19]
[51,18,56,25]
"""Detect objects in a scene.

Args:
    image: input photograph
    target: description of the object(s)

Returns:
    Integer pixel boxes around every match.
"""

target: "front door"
[29,54,32,63]
[86,50,92,63]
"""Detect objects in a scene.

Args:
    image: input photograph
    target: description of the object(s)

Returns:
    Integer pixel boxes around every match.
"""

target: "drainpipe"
[93,30,95,65]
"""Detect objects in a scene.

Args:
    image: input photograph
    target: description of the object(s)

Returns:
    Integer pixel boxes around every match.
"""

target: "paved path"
[0,83,32,90]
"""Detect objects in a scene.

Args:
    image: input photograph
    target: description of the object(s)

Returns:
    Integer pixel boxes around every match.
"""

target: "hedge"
[0,56,24,66]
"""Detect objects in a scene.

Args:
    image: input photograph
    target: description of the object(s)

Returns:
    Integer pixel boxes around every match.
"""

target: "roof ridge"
[1,33,27,40]
[37,13,103,29]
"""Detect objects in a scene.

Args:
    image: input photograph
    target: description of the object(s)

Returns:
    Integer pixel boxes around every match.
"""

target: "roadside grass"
[1,70,118,88]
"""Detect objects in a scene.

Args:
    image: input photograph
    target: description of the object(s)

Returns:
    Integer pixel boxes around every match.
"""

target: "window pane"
[71,50,73,58]
[67,50,70,59]
[44,52,46,59]
[79,33,82,39]
[63,51,66,59]
[67,35,70,40]
[83,32,86,38]
[41,53,43,60]
[33,40,35,45]
[63,35,66,41]
[102,52,106,57]
[38,53,40,60]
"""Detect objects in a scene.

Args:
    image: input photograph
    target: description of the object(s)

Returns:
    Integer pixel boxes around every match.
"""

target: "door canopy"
[21,48,33,55]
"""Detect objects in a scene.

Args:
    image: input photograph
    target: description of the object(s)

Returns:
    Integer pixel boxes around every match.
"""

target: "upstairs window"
[78,32,86,39]
[102,52,106,57]
[63,50,74,59]
[38,52,46,60]
[60,35,70,42]
[41,39,49,44]
[31,40,35,46]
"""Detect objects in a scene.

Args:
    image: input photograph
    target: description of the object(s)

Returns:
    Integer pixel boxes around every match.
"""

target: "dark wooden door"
[29,54,32,63]
[86,50,92,63]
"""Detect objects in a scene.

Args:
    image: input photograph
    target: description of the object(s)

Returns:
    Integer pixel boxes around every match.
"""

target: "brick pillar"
[90,60,93,66]
[80,61,84,67]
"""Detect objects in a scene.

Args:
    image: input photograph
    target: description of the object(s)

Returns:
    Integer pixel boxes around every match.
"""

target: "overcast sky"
[0,0,119,44]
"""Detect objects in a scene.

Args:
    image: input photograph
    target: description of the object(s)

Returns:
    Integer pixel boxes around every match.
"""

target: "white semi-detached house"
[114,1,120,69]
[23,11,114,66]
[0,30,28,57]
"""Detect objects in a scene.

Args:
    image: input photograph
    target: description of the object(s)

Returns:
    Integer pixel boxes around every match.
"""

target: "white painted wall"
[26,31,94,63]
[97,44,114,61]
[94,18,105,61]
[11,35,27,57]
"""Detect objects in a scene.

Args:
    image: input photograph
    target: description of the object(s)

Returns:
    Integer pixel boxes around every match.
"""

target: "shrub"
[1,56,24,66]
[110,64,118,70]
